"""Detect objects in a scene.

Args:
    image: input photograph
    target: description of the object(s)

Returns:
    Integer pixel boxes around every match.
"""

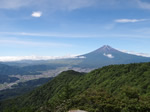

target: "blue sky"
[0,0,150,60]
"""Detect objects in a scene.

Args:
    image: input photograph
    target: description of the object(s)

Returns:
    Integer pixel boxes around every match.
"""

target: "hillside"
[0,77,52,101]
[1,63,150,112]
[0,63,27,76]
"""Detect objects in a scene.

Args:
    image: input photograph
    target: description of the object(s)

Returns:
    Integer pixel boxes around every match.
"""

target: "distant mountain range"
[1,45,150,72]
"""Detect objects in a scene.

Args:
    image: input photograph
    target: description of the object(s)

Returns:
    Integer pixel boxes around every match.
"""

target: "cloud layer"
[120,50,150,57]
[0,0,97,11]
[0,55,85,62]
[115,19,147,23]
[1,0,150,11]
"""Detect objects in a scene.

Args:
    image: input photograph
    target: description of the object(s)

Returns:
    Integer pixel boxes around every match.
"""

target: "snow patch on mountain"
[103,53,114,58]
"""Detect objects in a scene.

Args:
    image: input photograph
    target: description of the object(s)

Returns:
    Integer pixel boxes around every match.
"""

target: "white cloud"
[136,0,150,9]
[0,55,85,62]
[115,19,147,23]
[103,53,114,58]
[75,55,86,59]
[120,50,150,57]
[31,11,42,17]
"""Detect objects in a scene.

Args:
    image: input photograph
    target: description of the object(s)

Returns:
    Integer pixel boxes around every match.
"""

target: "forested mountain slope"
[1,62,150,112]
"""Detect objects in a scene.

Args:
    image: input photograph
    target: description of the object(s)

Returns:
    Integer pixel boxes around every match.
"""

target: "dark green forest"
[1,62,150,112]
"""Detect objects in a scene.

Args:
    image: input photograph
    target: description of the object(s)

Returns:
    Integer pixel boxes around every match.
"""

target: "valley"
[0,66,92,91]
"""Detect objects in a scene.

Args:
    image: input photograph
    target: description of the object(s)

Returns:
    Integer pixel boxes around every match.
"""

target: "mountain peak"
[101,45,112,50]
[95,45,116,52]
[82,45,119,57]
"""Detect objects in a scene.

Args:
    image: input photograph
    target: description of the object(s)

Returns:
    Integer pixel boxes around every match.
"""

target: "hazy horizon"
[0,45,150,62]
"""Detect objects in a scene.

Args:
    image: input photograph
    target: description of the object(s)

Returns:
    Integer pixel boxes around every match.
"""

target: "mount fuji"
[75,45,150,68]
